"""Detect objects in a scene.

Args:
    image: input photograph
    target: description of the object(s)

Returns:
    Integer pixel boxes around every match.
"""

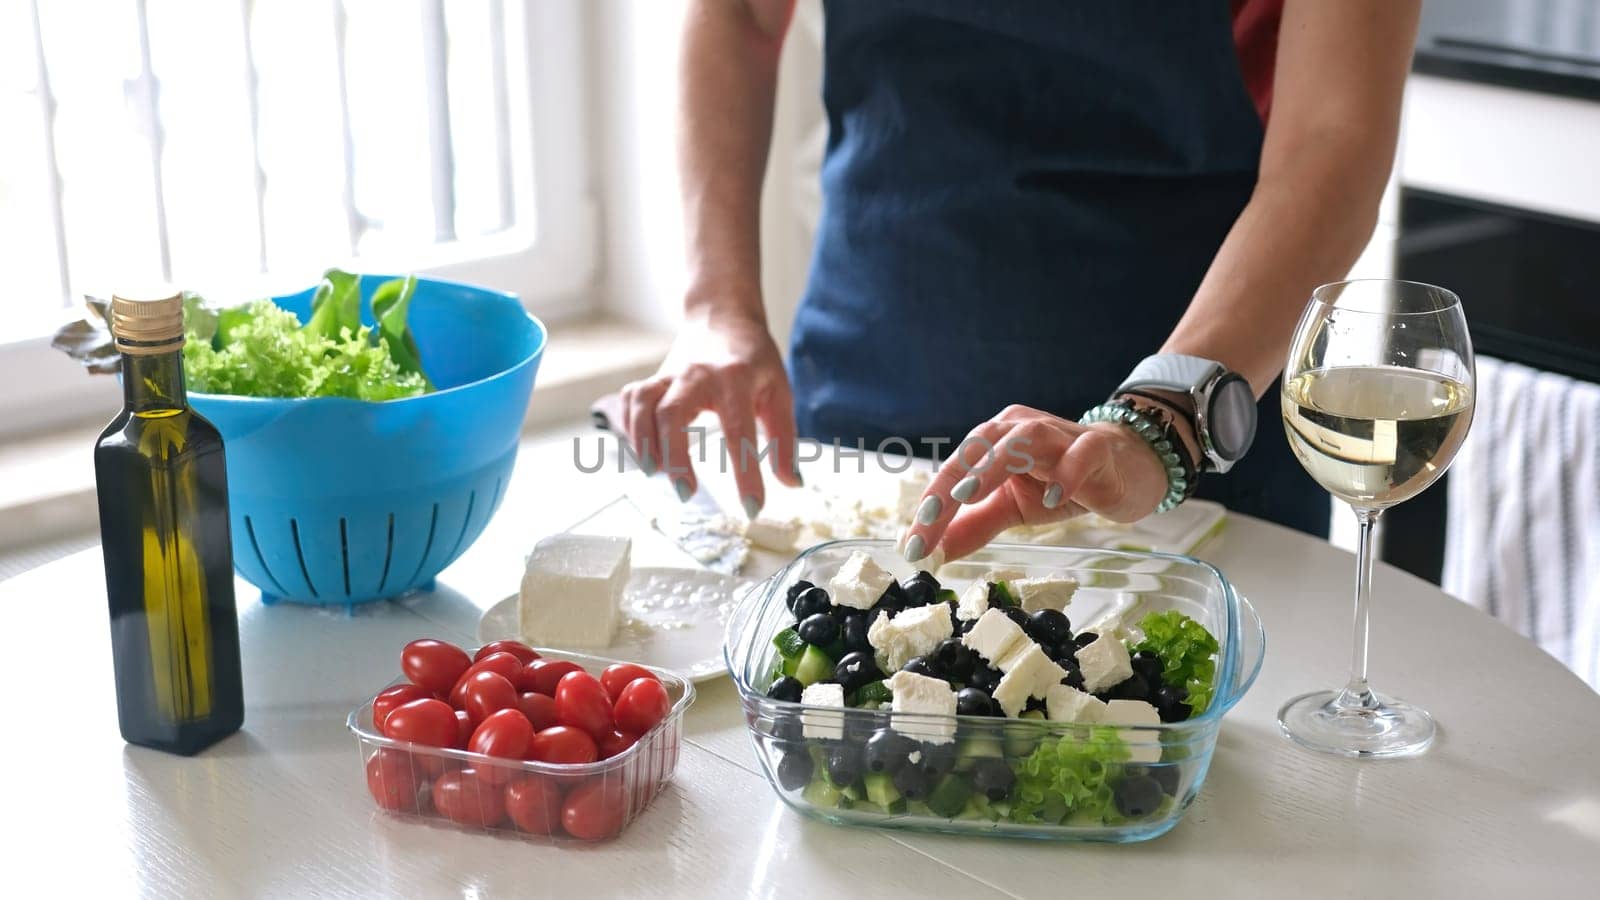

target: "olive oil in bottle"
[95,288,243,755]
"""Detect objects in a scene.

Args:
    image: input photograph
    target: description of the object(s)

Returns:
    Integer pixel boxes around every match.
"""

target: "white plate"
[477,567,757,683]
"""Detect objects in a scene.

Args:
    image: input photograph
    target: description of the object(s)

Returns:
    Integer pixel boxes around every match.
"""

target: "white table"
[7,433,1598,898]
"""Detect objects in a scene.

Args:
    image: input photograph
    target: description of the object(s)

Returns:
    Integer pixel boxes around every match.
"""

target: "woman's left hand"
[902,404,1172,563]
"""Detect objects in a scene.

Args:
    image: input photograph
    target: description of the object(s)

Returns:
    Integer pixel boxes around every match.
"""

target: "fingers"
[938,483,1029,561]
[755,380,803,489]
[902,419,1056,562]
[654,377,711,500]
[620,377,668,474]
[712,374,767,518]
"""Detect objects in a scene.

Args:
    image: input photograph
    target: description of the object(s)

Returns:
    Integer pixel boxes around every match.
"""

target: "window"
[0,0,594,434]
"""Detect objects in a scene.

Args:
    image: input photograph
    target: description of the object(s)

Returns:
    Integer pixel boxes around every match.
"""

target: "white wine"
[1282,366,1472,509]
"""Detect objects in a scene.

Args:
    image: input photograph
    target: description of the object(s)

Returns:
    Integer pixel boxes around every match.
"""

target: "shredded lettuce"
[181,270,430,401]
[1129,610,1221,716]
[1008,726,1129,824]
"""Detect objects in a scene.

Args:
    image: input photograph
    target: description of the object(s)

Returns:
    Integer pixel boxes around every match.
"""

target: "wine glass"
[1277,279,1475,758]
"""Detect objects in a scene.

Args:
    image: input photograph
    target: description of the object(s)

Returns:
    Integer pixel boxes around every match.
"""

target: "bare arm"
[1161,0,1422,395]
[621,0,801,515]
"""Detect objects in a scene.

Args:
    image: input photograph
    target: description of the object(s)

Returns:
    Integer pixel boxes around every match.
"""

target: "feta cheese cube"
[955,580,990,622]
[984,567,1028,585]
[1076,634,1134,694]
[519,534,630,648]
[961,608,1026,665]
[895,470,932,520]
[1045,683,1107,723]
[1012,575,1078,613]
[991,667,1034,718]
[1103,699,1162,763]
[828,551,896,610]
[800,683,846,740]
[886,670,957,744]
[744,516,800,553]
[867,603,953,672]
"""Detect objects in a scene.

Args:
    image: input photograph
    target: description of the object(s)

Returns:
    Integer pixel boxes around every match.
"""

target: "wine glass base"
[1277,690,1436,759]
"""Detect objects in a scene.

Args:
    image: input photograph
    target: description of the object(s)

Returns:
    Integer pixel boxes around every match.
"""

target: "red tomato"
[382,698,458,748]
[504,776,565,835]
[460,671,519,726]
[521,659,583,697]
[476,640,539,666]
[454,709,473,749]
[555,671,615,738]
[469,708,534,760]
[431,770,507,828]
[562,780,627,841]
[516,692,559,731]
[527,726,598,765]
[372,684,432,733]
[365,749,423,812]
[449,652,525,707]
[596,729,640,760]
[613,678,671,736]
[401,639,472,695]
[599,664,659,702]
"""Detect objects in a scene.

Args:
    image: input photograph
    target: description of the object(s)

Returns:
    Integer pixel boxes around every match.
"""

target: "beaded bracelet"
[1078,400,1195,514]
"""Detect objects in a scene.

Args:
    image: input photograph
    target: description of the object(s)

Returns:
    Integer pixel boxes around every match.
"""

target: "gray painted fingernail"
[1042,482,1063,509]
[952,475,981,503]
[641,456,657,477]
[742,494,762,519]
[903,534,927,562]
[915,495,942,526]
[791,463,805,487]
[674,478,693,502]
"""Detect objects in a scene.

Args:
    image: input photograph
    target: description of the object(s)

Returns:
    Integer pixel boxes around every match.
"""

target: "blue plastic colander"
[190,275,545,608]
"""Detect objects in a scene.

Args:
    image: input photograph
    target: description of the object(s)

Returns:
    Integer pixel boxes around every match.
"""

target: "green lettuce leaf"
[370,274,432,389]
[303,268,363,341]
[1008,726,1129,825]
[1129,610,1221,716]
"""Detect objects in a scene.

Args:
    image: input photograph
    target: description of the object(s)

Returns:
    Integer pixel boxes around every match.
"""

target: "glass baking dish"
[347,648,693,842]
[724,540,1263,842]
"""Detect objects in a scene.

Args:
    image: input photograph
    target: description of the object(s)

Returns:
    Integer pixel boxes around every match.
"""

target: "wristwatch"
[1115,354,1256,474]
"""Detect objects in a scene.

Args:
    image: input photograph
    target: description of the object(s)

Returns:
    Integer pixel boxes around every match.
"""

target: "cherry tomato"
[527,726,598,765]
[476,640,539,666]
[596,729,640,760]
[470,708,534,760]
[449,652,525,707]
[372,683,432,733]
[431,770,507,828]
[382,698,458,748]
[613,677,671,736]
[555,671,615,738]
[562,779,627,841]
[516,692,559,731]
[599,664,659,702]
[504,776,565,835]
[365,749,423,812]
[460,670,519,726]
[401,639,472,695]
[522,659,583,697]
[454,709,473,749]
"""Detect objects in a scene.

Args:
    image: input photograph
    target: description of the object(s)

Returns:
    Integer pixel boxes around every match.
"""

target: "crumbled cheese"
[1012,575,1078,613]
[868,604,954,673]
[744,516,800,553]
[955,581,990,622]
[828,551,896,610]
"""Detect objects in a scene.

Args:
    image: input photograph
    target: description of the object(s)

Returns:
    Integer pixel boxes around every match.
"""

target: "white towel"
[1442,357,1600,691]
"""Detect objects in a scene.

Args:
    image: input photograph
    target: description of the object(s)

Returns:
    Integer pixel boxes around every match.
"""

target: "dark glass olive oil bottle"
[95,289,243,755]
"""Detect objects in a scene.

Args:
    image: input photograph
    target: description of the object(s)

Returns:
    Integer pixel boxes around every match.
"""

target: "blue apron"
[788,0,1327,537]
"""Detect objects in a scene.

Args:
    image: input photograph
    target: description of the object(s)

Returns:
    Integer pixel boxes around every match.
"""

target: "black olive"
[970,757,1016,802]
[833,650,883,692]
[1130,650,1164,683]
[842,613,873,653]
[776,749,815,791]
[785,579,815,612]
[955,687,996,717]
[767,676,803,702]
[1025,608,1072,646]
[797,612,840,646]
[1113,774,1163,818]
[792,586,832,621]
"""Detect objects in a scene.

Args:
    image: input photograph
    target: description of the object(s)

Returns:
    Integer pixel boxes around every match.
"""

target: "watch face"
[1208,376,1257,460]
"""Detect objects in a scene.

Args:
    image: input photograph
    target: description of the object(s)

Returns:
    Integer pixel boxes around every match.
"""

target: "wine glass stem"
[1337,507,1382,710]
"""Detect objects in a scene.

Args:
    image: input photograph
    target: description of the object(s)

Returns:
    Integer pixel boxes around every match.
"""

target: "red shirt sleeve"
[1231,0,1284,123]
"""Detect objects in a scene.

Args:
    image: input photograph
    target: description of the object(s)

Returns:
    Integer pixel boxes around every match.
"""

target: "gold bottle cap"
[111,287,185,355]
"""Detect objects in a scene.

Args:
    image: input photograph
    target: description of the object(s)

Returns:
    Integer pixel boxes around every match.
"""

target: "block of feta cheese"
[519,534,630,648]
[1046,683,1107,723]
[886,670,957,744]
[960,608,1027,666]
[743,516,800,553]
[1076,634,1134,694]
[1012,575,1078,613]
[868,603,954,673]
[800,682,846,740]
[1103,699,1162,763]
[828,551,897,610]
[955,580,990,622]
[991,643,1067,717]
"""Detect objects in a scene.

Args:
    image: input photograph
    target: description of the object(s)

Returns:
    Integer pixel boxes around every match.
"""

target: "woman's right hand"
[619,307,800,517]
